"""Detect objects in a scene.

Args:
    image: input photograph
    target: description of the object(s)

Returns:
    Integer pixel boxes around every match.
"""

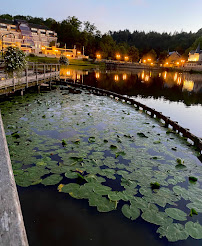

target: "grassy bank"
[27,55,59,64]
[69,59,105,70]
[27,56,105,69]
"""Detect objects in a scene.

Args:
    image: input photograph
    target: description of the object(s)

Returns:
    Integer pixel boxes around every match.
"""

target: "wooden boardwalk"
[0,63,60,95]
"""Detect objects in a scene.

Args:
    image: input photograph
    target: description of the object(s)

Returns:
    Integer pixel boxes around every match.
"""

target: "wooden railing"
[0,63,60,92]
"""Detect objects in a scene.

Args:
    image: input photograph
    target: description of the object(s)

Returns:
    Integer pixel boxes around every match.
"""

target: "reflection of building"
[188,44,202,62]
[0,19,57,54]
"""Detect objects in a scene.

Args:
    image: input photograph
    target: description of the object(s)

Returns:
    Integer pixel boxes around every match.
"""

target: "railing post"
[44,64,46,81]
[36,64,38,85]
[26,67,28,88]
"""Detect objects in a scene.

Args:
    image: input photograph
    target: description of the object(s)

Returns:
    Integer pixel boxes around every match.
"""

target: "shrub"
[3,46,27,76]
[59,55,69,65]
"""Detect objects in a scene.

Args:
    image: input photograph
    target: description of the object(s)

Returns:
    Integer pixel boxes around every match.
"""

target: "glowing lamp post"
[116,54,121,60]
[96,54,101,60]
[124,56,129,62]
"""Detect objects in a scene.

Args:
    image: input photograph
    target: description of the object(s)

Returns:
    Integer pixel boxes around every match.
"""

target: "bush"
[4,46,27,76]
[59,55,69,65]
[29,53,36,57]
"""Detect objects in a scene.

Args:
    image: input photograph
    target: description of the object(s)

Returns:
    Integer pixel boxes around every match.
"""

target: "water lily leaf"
[41,174,63,186]
[122,204,140,220]
[96,197,116,212]
[65,171,78,179]
[93,184,112,195]
[108,191,121,201]
[157,223,189,242]
[185,221,202,239]
[61,183,80,193]
[142,210,173,226]
[165,208,187,221]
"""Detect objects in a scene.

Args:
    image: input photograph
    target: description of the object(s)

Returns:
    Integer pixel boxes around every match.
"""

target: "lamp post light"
[1,33,15,58]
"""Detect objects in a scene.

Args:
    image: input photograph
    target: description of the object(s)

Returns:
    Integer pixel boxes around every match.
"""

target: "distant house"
[167,51,181,63]
[188,44,202,62]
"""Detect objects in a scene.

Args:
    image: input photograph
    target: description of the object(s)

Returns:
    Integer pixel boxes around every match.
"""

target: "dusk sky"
[1,0,202,34]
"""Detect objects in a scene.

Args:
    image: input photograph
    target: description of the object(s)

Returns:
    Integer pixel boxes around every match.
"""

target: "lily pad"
[41,174,63,186]
[157,223,189,242]
[185,221,202,239]
[122,204,140,220]
[165,208,187,221]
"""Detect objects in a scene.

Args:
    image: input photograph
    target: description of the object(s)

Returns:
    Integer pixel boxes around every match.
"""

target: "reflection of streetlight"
[114,75,119,81]
[1,32,15,57]
[66,70,71,76]
[95,72,100,79]
[123,74,127,80]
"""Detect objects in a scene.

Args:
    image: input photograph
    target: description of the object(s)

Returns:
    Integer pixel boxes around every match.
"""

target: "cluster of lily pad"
[1,86,202,242]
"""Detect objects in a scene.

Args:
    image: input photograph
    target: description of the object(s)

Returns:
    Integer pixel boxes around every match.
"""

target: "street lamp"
[1,33,15,58]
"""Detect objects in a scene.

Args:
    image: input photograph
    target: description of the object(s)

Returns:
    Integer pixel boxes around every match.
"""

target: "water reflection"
[59,67,202,137]
[60,67,202,105]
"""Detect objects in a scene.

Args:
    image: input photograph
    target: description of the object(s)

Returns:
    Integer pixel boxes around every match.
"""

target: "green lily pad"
[65,171,78,179]
[185,221,202,239]
[122,204,140,220]
[41,174,63,186]
[157,223,189,242]
[165,208,187,221]
[142,210,173,226]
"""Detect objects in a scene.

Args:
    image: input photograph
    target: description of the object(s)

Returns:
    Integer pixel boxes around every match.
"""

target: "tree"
[158,50,168,63]
[128,46,139,62]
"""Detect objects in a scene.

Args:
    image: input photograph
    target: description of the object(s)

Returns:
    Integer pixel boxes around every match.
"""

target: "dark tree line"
[1,14,202,60]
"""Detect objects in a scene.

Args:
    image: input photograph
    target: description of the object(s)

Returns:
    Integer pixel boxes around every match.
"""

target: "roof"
[0,18,51,30]
[28,23,51,31]
[195,43,201,53]
[168,51,181,57]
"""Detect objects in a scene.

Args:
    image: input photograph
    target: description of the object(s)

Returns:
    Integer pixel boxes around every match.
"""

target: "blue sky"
[1,0,202,34]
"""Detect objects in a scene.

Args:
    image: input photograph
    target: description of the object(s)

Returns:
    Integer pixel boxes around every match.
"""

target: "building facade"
[188,44,202,62]
[0,19,57,54]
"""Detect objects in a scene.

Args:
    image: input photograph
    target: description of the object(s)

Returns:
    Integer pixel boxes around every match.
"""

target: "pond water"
[1,78,202,246]
[60,68,202,138]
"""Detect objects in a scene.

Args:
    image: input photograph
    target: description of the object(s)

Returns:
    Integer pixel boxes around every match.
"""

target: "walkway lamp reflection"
[114,75,119,81]
[95,72,100,79]
[123,74,127,80]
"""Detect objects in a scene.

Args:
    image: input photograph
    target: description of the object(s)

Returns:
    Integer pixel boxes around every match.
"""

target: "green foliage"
[3,46,27,76]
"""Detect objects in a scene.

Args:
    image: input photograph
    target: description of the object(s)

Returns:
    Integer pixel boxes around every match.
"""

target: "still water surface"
[60,68,202,138]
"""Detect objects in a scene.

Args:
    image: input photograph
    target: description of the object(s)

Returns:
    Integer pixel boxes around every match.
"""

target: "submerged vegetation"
[1,87,202,243]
